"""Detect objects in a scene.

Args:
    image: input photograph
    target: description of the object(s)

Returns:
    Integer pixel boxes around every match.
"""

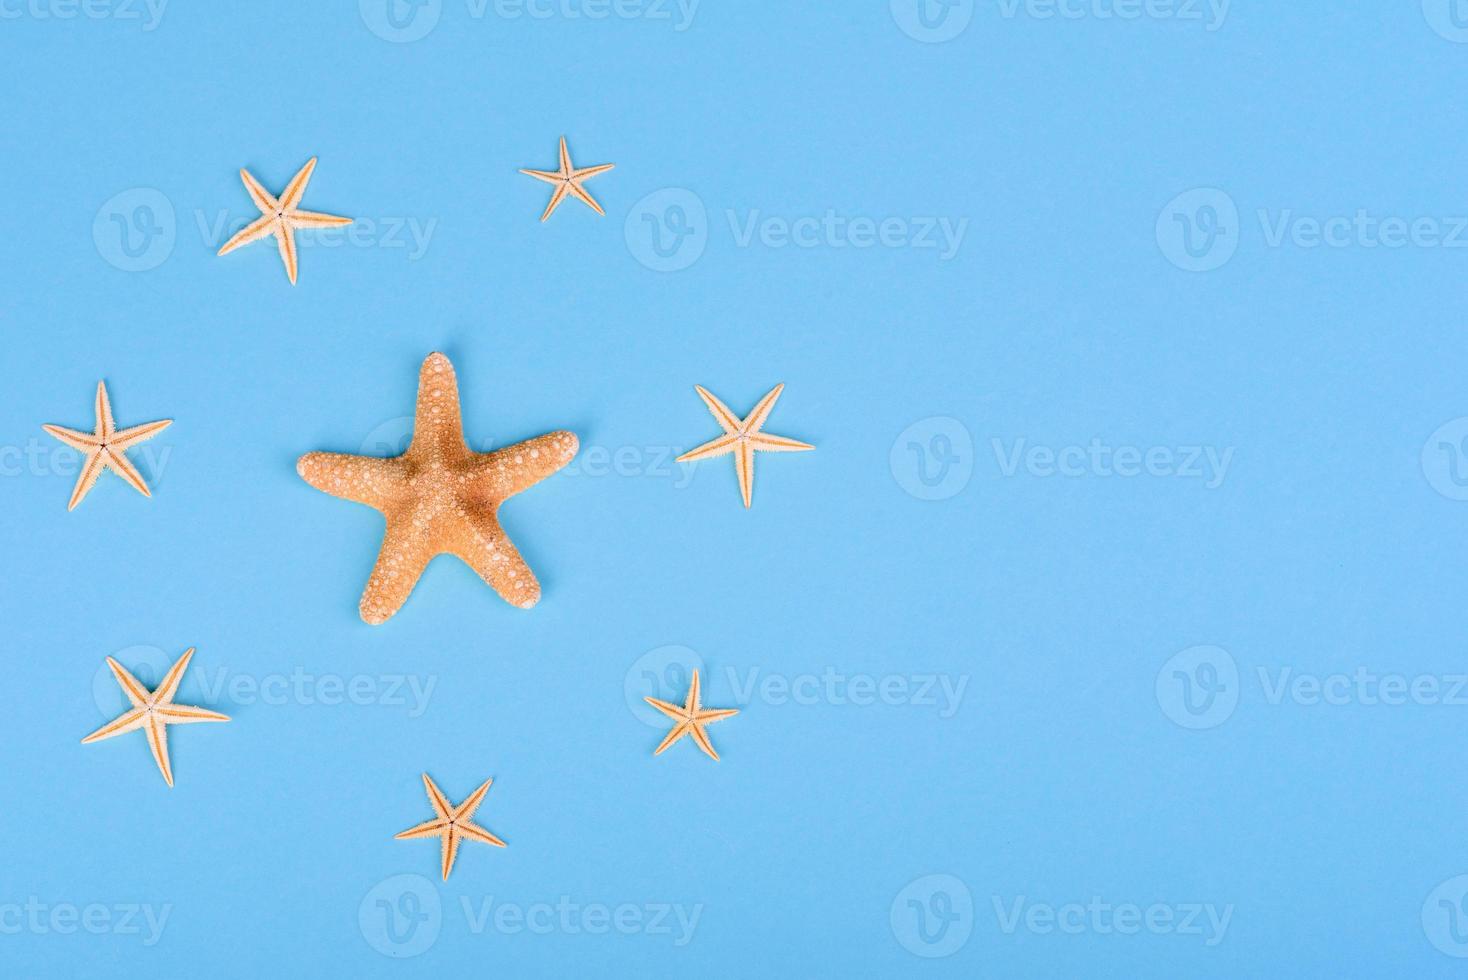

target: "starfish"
[676,384,814,508]
[297,352,579,625]
[216,156,352,284]
[395,773,506,880]
[645,669,739,761]
[42,381,172,511]
[81,647,229,787]
[519,136,614,221]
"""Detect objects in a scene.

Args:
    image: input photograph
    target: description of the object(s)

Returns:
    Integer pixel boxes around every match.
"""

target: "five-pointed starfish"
[297,352,579,625]
[395,773,506,880]
[645,669,740,761]
[676,384,814,508]
[519,137,614,221]
[216,156,352,284]
[82,647,229,787]
[42,381,172,511]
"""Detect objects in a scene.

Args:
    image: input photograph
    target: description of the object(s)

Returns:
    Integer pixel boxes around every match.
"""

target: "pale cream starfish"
[676,384,814,508]
[42,381,172,511]
[519,137,614,221]
[645,669,739,761]
[216,156,352,284]
[82,647,229,787]
[395,773,506,880]
[297,352,578,625]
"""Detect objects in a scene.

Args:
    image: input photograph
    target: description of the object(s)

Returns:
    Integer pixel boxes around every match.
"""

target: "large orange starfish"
[297,352,578,625]
[216,156,352,284]
[394,773,506,880]
[42,381,171,511]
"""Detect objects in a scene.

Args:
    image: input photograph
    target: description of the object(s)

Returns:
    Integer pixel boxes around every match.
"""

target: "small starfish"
[216,156,352,284]
[519,136,614,221]
[676,384,814,508]
[645,669,739,761]
[298,352,579,625]
[395,773,506,880]
[81,647,229,787]
[42,381,172,511]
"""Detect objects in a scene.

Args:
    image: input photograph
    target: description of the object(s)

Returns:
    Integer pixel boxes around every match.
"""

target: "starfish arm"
[696,707,739,724]
[41,424,100,452]
[358,521,434,625]
[744,383,786,433]
[410,352,467,455]
[421,773,452,819]
[154,703,229,724]
[289,210,353,228]
[448,512,541,610]
[518,169,564,185]
[565,180,606,217]
[81,706,146,743]
[65,450,106,511]
[217,214,276,256]
[279,157,318,211]
[110,418,172,451]
[735,440,755,508]
[456,820,507,848]
[238,169,278,214]
[453,778,494,821]
[440,828,460,880]
[643,697,687,721]
[693,386,742,434]
[145,713,173,786]
[275,225,299,285]
[558,136,572,175]
[475,431,579,498]
[153,647,194,703]
[676,433,739,463]
[95,382,114,440]
[688,721,721,761]
[653,721,691,756]
[686,669,702,713]
[571,163,615,180]
[101,447,152,498]
[539,183,571,222]
[395,818,448,840]
[297,452,404,510]
[104,656,151,706]
[747,433,814,453]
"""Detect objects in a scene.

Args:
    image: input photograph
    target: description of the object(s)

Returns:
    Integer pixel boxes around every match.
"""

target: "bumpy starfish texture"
[519,136,614,221]
[645,669,739,761]
[297,352,578,625]
[395,773,506,880]
[42,381,171,511]
[82,647,229,787]
[216,156,352,284]
[676,384,814,508]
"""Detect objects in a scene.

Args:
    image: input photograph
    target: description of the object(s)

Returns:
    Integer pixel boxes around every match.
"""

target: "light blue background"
[4,1,1468,976]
